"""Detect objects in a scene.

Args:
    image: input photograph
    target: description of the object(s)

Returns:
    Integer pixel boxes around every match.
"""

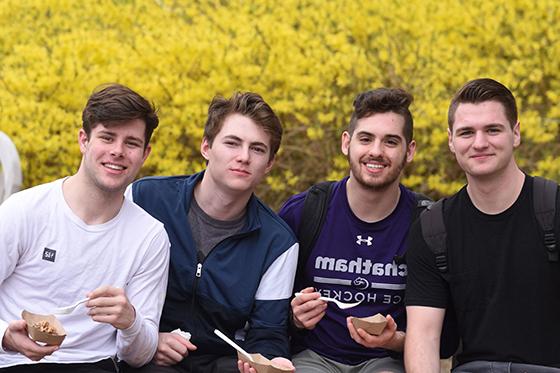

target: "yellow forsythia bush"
[1,0,559,208]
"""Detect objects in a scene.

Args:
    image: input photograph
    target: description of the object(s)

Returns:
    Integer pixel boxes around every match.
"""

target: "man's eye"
[252,146,266,154]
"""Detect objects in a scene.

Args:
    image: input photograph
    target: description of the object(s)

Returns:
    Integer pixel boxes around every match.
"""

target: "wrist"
[1,328,14,353]
[386,331,405,352]
[291,314,304,330]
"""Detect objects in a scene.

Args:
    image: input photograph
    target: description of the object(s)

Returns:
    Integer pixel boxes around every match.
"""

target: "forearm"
[385,330,405,352]
[404,333,440,373]
[404,306,444,373]
[0,319,11,353]
[245,326,290,359]
[117,312,158,367]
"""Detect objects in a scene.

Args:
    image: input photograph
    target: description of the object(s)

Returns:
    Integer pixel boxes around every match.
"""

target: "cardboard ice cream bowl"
[350,313,388,336]
[22,310,66,346]
[237,352,293,373]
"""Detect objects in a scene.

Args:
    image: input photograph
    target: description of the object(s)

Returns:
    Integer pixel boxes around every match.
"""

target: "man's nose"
[367,139,383,157]
[236,145,250,163]
[110,141,125,157]
[472,131,489,149]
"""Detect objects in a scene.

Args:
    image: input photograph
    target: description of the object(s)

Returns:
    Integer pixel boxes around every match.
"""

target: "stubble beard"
[348,153,407,192]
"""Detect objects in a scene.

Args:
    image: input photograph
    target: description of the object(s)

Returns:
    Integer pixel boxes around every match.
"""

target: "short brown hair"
[348,88,414,144]
[448,78,517,129]
[204,92,282,160]
[82,83,159,147]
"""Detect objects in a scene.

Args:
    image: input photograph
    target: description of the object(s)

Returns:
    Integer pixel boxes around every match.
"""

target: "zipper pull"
[195,250,204,278]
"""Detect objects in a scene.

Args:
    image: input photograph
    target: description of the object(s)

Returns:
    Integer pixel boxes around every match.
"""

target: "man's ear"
[78,129,89,154]
[448,128,455,154]
[341,131,351,156]
[200,137,210,160]
[142,144,152,162]
[264,156,275,174]
[513,121,521,148]
[406,140,416,163]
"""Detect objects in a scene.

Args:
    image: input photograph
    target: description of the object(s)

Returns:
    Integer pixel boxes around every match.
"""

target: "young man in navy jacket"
[129,92,298,373]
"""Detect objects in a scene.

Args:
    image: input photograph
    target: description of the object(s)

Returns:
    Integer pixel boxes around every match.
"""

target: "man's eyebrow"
[222,134,242,141]
[355,131,403,140]
[384,134,403,141]
[125,135,145,144]
[222,135,269,149]
[249,141,269,149]
[98,129,144,144]
[355,130,374,137]
[97,129,115,136]
[455,123,506,131]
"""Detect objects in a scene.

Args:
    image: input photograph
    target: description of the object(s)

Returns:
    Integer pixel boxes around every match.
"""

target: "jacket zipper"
[191,250,204,308]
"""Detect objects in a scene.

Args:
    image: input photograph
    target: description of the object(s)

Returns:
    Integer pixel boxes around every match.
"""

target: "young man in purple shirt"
[279,88,418,372]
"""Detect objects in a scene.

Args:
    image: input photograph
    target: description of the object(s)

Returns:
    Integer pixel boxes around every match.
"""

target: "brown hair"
[347,88,414,144]
[204,92,282,160]
[82,83,159,147]
[448,78,517,129]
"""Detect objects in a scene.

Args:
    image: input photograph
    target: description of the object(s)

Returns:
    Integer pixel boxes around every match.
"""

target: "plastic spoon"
[214,329,253,362]
[53,298,89,315]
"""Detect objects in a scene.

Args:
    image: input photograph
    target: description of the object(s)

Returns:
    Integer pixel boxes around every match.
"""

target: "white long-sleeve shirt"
[0,179,170,368]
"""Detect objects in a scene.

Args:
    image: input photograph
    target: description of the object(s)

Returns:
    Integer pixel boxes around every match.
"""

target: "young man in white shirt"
[0,84,170,372]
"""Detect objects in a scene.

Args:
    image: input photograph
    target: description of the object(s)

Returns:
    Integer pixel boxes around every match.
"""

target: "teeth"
[366,164,384,169]
[105,163,125,170]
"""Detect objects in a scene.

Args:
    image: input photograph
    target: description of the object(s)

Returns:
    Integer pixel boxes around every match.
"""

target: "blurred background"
[1,0,559,209]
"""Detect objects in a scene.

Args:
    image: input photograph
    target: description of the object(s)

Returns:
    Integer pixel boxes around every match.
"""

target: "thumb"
[11,320,28,331]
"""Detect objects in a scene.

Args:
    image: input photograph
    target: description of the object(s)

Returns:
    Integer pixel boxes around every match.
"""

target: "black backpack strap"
[397,192,433,265]
[412,192,433,220]
[533,176,559,262]
[420,199,448,273]
[296,181,335,286]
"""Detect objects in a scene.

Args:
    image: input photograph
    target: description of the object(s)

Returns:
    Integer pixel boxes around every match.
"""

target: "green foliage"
[1,0,559,209]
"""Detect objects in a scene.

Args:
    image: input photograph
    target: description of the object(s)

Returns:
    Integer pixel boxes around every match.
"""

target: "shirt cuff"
[0,319,16,354]
[118,310,142,340]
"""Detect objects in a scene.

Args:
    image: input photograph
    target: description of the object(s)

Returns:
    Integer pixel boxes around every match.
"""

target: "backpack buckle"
[544,232,559,262]
[434,254,448,273]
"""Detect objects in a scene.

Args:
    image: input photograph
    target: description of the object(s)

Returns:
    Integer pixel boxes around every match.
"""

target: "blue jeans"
[453,360,560,373]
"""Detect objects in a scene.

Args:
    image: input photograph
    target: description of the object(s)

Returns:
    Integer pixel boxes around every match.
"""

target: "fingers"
[346,316,397,349]
[291,287,319,306]
[3,320,58,361]
[291,289,327,330]
[154,333,197,366]
[270,357,295,371]
[87,286,135,329]
[87,285,119,299]
[237,360,257,373]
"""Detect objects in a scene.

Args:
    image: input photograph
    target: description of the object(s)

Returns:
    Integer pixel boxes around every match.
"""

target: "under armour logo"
[356,235,373,246]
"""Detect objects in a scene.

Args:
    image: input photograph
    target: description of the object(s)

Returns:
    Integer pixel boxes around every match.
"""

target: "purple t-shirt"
[279,177,415,365]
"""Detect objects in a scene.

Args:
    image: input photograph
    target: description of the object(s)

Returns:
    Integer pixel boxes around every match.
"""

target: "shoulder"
[278,179,342,218]
[1,179,60,211]
[253,197,297,244]
[131,174,198,211]
[132,175,190,197]
[277,190,307,219]
[122,198,166,230]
